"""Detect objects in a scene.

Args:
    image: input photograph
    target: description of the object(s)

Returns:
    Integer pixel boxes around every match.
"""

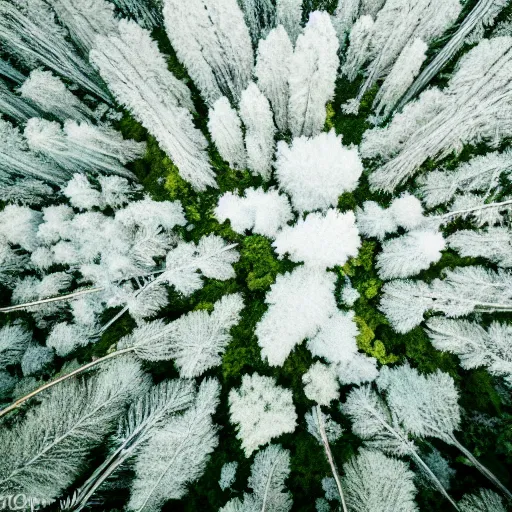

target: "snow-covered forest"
[0,0,511,510]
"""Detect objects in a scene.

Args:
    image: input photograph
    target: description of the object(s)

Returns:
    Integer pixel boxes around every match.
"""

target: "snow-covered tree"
[426,318,512,383]
[25,119,143,179]
[219,462,238,491]
[46,322,97,357]
[288,11,339,137]
[276,0,302,42]
[0,357,146,500]
[19,69,94,122]
[366,37,512,193]
[239,83,276,179]
[111,0,162,29]
[418,150,512,208]
[458,488,507,512]
[256,266,338,366]
[0,323,31,369]
[208,96,247,169]
[255,26,293,132]
[356,201,397,241]
[0,236,28,287]
[376,230,445,280]
[0,58,25,84]
[91,19,216,190]
[342,449,419,512]
[220,444,292,512]
[303,362,339,405]
[163,0,253,105]
[273,209,360,268]
[372,38,428,120]
[0,79,41,122]
[128,378,220,511]
[447,227,512,267]
[215,187,293,238]
[0,204,41,252]
[276,130,363,213]
[20,344,54,376]
[229,373,297,456]
[341,15,374,83]
[0,178,52,207]
[0,0,109,101]
[238,0,276,43]
[380,266,512,333]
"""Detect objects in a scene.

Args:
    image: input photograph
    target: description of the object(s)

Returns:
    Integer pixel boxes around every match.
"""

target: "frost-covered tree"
[256,266,338,366]
[0,236,28,287]
[127,378,220,511]
[376,230,445,280]
[0,204,42,252]
[239,83,276,179]
[342,385,458,508]
[0,323,31,370]
[418,150,512,208]
[0,358,146,500]
[21,344,54,376]
[208,96,247,169]
[46,322,97,357]
[0,0,109,101]
[0,58,25,84]
[380,266,512,333]
[19,70,94,122]
[238,0,276,43]
[91,19,216,190]
[426,318,512,383]
[288,11,339,137]
[276,0,302,42]
[215,187,293,238]
[0,117,68,185]
[229,373,297,456]
[458,488,507,512]
[220,444,292,512]
[163,0,253,105]
[219,462,238,491]
[276,130,363,213]
[0,79,41,122]
[0,178,52,207]
[111,0,162,29]
[365,37,512,193]
[372,38,427,120]
[342,449,419,512]
[377,364,512,498]
[303,362,339,405]
[273,209,360,268]
[355,201,398,241]
[255,26,293,132]
[447,227,512,267]
[341,15,374,82]
[342,0,461,113]
[25,119,143,179]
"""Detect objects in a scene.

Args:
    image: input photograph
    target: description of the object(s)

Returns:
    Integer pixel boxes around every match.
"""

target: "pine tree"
[288,11,339,137]
[163,0,253,105]
[229,373,297,456]
[255,26,293,132]
[0,58,25,84]
[91,19,216,190]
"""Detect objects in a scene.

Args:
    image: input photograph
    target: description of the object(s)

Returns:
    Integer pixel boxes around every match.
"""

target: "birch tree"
[366,37,512,193]
[255,26,293,132]
[91,19,216,190]
[163,0,253,105]
[288,11,339,137]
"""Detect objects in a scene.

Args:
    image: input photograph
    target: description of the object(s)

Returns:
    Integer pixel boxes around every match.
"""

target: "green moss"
[355,316,399,364]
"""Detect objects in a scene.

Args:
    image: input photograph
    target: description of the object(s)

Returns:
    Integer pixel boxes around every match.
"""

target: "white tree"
[0,79,41,123]
[426,318,512,383]
[255,26,293,132]
[111,0,161,29]
[380,266,512,333]
[215,187,293,238]
[303,361,340,405]
[275,130,363,213]
[62,174,102,210]
[0,0,109,101]
[459,488,507,512]
[238,0,276,43]
[163,0,253,105]
[128,378,220,512]
[256,266,338,366]
[0,178,52,207]
[229,373,297,456]
[0,323,31,369]
[220,444,292,512]
[342,449,419,512]
[0,57,25,84]
[239,82,276,179]
[341,15,374,83]
[276,0,302,42]
[366,37,512,193]
[46,322,97,357]
[376,230,445,280]
[288,11,339,137]
[356,201,397,241]
[19,69,94,122]
[208,96,247,169]
[273,209,360,269]
[418,149,512,208]
[219,462,238,491]
[372,38,428,120]
[91,19,216,190]
[21,343,54,376]
[0,204,41,252]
